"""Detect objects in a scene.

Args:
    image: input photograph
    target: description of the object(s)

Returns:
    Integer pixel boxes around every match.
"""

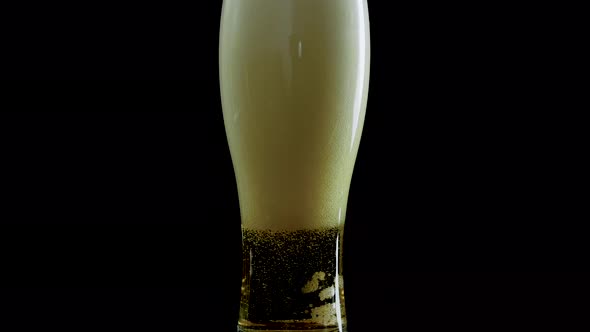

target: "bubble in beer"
[238,227,346,330]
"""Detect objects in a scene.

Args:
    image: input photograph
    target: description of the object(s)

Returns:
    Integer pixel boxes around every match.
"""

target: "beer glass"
[219,1,370,331]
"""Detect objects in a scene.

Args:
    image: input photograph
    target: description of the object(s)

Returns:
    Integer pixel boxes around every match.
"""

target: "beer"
[239,228,345,331]
[219,0,370,330]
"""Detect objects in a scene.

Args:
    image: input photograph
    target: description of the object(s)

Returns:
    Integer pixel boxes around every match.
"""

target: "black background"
[1,1,587,331]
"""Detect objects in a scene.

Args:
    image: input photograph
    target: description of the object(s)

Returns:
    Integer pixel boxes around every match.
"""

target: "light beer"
[219,1,370,330]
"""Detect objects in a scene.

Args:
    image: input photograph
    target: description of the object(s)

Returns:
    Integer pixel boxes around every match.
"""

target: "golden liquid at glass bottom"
[238,228,346,332]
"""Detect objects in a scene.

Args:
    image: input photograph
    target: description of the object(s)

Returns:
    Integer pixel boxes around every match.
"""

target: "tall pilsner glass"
[220,1,370,331]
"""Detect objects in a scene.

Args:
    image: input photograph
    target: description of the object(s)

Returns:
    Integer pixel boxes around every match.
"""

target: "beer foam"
[319,286,336,301]
[220,0,370,232]
[302,271,326,294]
[271,303,339,326]
[309,303,338,326]
[232,115,358,231]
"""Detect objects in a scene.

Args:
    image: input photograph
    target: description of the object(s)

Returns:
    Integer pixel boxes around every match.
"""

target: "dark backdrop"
[1,1,586,331]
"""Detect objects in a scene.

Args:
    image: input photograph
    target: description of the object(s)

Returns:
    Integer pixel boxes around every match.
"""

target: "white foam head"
[220,0,370,231]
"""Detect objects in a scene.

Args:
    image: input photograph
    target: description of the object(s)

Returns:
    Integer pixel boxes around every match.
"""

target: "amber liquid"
[238,228,346,332]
